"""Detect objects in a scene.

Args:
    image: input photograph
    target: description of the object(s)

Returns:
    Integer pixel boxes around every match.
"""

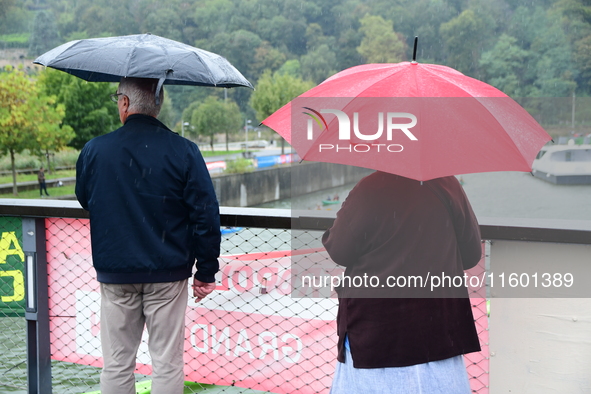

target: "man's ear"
[121,95,130,110]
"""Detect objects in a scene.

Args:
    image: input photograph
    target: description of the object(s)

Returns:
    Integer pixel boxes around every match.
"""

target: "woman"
[323,172,482,394]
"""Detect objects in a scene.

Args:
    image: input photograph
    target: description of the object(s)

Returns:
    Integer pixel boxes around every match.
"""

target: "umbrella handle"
[155,69,173,105]
[412,36,418,63]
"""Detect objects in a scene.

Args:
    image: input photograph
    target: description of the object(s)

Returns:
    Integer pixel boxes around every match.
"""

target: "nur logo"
[302,108,418,153]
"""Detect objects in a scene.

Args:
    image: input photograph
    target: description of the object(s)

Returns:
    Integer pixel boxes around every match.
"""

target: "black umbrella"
[34,33,253,103]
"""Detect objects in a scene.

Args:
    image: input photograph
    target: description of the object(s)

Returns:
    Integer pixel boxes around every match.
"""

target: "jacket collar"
[124,114,170,131]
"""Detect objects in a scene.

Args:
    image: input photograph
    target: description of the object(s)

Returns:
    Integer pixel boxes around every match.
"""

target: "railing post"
[23,218,52,394]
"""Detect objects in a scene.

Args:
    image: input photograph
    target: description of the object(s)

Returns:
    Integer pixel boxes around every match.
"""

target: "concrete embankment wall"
[213,162,373,207]
[4,162,373,204]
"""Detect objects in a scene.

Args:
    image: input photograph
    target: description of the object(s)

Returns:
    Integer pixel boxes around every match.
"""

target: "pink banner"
[45,218,488,393]
[45,218,337,393]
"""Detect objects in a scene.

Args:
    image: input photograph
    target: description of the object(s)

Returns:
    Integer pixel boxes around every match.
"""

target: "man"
[76,77,221,394]
[322,172,482,393]
[38,166,49,197]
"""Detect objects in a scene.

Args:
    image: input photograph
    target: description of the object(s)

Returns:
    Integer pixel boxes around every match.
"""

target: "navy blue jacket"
[76,114,221,284]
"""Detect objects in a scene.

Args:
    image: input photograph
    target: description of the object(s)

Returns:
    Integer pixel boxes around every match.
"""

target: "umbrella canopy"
[34,33,253,90]
[262,62,552,181]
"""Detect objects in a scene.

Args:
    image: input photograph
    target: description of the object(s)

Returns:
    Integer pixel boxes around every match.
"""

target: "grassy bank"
[0,184,76,199]
[0,170,76,185]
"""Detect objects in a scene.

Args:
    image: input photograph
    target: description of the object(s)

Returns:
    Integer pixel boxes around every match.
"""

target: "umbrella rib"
[475,98,533,169]
[172,52,218,85]
[43,41,108,66]
[357,66,409,96]
[419,67,532,170]
[123,37,142,78]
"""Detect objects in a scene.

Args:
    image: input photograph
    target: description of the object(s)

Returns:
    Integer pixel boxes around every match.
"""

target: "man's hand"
[193,279,216,302]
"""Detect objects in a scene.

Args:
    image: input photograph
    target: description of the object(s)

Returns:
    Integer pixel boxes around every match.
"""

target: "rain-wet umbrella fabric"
[262,62,551,181]
[34,33,253,89]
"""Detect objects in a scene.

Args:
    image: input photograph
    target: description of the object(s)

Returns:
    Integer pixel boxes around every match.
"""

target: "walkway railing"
[0,199,590,393]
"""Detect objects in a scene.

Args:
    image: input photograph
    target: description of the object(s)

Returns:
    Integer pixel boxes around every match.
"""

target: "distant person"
[38,166,49,197]
[76,77,221,394]
[323,172,482,394]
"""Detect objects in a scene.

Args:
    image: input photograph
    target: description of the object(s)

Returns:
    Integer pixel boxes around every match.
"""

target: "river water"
[257,170,591,222]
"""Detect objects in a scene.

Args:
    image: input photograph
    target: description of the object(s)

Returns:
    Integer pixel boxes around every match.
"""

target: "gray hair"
[118,77,163,117]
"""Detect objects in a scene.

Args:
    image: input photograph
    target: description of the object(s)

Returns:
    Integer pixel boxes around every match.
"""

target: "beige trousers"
[99,279,188,394]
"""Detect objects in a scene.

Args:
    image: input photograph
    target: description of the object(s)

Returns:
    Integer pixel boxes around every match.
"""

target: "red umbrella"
[262,61,551,181]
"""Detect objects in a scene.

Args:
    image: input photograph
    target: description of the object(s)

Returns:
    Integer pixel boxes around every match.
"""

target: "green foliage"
[555,0,591,25]
[50,148,79,168]
[357,15,406,63]
[276,60,302,78]
[440,9,487,75]
[250,70,315,121]
[0,151,41,171]
[3,0,591,115]
[0,66,72,194]
[529,14,577,97]
[28,11,61,57]
[301,44,338,83]
[0,32,28,48]
[0,184,76,199]
[224,158,254,174]
[480,34,531,96]
[189,96,242,151]
[0,0,15,19]
[574,35,591,90]
[37,69,120,149]
[0,2,30,35]
[143,8,184,42]
[157,93,176,129]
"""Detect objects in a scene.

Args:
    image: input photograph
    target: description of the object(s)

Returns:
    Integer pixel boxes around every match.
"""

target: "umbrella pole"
[412,36,418,63]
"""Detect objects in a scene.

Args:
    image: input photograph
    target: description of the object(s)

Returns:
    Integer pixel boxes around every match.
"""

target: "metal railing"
[0,199,590,393]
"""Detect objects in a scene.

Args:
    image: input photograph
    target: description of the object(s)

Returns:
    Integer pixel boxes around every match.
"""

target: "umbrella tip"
[411,36,418,64]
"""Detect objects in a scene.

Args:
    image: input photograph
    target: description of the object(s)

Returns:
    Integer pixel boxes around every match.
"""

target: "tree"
[199,30,263,83]
[37,69,120,150]
[256,15,308,56]
[0,0,14,19]
[276,59,302,78]
[157,93,176,129]
[574,34,591,90]
[382,0,456,64]
[250,70,315,120]
[197,29,264,112]
[251,41,287,77]
[190,96,242,152]
[0,67,72,194]
[28,11,61,57]
[142,8,183,42]
[357,15,405,63]
[34,100,75,173]
[192,0,235,38]
[479,34,531,96]
[250,70,315,153]
[440,9,487,75]
[301,44,338,84]
[529,16,577,97]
